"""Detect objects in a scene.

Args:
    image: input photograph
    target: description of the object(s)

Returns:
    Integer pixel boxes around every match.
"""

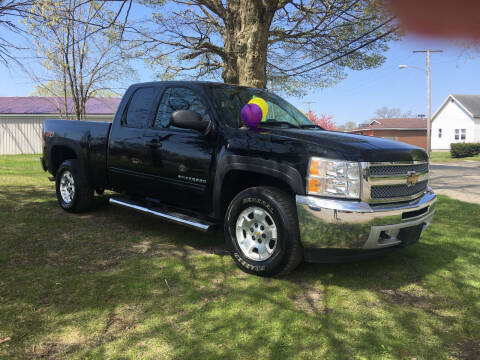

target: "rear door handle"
[148,139,162,148]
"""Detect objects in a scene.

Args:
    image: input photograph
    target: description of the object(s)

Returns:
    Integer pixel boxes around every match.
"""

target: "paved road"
[429,161,480,204]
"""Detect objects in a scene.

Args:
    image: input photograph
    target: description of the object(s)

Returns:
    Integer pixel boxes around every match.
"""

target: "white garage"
[0,97,120,154]
[431,94,480,150]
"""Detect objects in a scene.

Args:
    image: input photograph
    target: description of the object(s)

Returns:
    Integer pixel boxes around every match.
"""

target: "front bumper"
[296,188,436,260]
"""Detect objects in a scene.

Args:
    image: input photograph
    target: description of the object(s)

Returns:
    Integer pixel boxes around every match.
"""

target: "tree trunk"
[222,0,274,89]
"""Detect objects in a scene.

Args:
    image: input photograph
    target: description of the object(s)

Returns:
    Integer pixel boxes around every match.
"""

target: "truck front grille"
[365,162,429,203]
[369,163,429,177]
[371,180,428,199]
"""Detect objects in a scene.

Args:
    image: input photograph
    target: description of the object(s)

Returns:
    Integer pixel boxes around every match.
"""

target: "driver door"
[142,85,216,212]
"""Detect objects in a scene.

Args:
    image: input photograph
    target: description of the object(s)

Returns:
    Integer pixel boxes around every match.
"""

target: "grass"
[0,154,479,359]
[430,151,480,163]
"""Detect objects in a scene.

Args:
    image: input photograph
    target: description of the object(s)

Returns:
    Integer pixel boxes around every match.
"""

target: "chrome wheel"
[59,171,75,204]
[235,206,278,261]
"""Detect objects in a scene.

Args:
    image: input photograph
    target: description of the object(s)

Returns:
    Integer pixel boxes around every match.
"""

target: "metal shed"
[0,97,120,155]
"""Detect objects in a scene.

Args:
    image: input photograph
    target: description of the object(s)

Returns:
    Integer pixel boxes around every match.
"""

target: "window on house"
[455,129,459,140]
[461,129,466,140]
[438,128,442,138]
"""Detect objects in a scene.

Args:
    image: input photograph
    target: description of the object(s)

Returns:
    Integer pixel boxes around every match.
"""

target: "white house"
[431,94,480,150]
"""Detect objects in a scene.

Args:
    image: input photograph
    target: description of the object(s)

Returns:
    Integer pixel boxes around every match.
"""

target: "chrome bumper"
[296,188,436,250]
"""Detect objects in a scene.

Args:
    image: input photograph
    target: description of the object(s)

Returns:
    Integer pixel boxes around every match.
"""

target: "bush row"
[450,143,480,158]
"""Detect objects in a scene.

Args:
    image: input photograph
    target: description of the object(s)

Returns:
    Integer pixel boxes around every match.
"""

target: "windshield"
[208,85,318,129]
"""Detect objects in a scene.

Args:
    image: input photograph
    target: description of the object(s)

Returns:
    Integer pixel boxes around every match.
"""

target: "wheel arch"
[213,155,305,218]
[48,142,82,176]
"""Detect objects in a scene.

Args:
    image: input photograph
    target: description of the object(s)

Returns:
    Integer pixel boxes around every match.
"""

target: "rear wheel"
[55,160,93,213]
[224,186,303,276]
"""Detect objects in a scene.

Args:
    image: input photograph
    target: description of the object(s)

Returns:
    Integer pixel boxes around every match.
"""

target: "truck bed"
[43,119,112,189]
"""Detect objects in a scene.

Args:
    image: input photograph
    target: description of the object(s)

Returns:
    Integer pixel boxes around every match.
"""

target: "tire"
[224,186,303,276]
[55,159,93,213]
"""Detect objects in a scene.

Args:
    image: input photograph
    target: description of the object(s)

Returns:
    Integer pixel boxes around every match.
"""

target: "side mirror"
[171,110,210,132]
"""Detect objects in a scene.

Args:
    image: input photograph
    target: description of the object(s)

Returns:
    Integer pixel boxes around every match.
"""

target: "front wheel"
[224,186,303,276]
[55,160,93,213]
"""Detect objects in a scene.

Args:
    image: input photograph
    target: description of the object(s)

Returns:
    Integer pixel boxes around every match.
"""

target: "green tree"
[137,0,398,94]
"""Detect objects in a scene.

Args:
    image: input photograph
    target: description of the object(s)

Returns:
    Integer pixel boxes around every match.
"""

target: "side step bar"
[109,197,214,232]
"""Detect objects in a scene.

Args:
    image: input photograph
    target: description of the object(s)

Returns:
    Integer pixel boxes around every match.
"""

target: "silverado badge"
[406,171,419,187]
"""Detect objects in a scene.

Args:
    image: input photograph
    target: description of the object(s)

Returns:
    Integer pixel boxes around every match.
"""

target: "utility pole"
[413,49,443,155]
[304,101,316,114]
[268,67,274,92]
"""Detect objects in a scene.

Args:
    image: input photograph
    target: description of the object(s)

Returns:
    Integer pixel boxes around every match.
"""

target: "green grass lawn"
[430,151,480,163]
[0,155,479,359]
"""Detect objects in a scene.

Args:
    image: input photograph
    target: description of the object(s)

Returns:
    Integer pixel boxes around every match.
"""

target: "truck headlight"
[307,157,361,199]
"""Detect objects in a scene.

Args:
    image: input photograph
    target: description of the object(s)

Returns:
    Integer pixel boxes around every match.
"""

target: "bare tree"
[25,0,133,119]
[31,80,120,97]
[1,0,132,66]
[336,121,356,131]
[344,121,357,130]
[132,0,398,94]
[0,0,33,65]
[373,106,413,119]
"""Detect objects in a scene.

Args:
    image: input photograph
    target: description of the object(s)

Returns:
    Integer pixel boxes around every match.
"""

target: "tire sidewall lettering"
[233,252,266,272]
[241,197,275,216]
[227,192,286,275]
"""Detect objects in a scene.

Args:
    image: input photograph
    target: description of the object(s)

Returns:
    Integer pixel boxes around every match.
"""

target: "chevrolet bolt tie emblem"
[406,171,419,187]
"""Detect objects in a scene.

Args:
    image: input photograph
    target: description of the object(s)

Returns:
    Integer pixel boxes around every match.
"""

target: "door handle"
[148,139,162,148]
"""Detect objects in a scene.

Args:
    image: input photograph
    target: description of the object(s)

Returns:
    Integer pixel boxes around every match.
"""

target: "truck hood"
[255,127,429,162]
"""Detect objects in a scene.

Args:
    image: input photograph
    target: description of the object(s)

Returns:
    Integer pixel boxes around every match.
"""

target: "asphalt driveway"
[429,161,480,204]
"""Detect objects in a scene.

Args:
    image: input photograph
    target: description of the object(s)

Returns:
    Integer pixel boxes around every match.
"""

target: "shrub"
[450,143,480,158]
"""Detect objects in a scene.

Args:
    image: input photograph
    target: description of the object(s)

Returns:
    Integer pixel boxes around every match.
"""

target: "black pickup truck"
[41,81,436,276]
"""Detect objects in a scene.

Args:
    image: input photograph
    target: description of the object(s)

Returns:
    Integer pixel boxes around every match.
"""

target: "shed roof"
[353,118,427,131]
[0,96,121,115]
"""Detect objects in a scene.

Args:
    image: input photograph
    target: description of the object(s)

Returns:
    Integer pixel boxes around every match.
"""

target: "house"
[431,94,480,150]
[349,118,427,150]
[0,97,121,155]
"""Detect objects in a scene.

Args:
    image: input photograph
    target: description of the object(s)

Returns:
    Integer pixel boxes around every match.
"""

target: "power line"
[286,26,399,77]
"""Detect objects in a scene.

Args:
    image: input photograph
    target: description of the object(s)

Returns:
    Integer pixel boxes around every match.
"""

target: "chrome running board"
[109,197,214,232]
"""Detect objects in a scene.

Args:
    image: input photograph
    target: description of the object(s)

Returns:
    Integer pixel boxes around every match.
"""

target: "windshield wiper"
[260,121,300,129]
[299,124,324,130]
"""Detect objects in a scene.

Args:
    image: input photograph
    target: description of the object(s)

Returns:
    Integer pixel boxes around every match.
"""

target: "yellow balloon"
[248,97,268,122]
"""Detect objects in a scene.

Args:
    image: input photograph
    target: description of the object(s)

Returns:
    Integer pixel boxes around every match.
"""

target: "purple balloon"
[241,103,263,127]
